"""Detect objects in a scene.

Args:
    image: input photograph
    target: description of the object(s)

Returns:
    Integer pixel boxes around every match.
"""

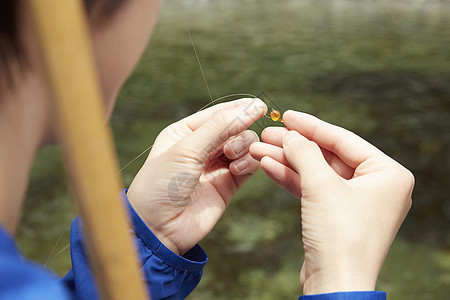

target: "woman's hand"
[127,98,267,255]
[249,110,414,294]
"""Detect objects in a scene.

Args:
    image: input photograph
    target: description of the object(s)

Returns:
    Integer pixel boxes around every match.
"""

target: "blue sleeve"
[61,189,208,299]
[299,291,386,299]
[0,227,72,299]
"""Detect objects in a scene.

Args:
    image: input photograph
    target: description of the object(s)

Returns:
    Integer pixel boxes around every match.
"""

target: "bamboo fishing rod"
[27,1,150,299]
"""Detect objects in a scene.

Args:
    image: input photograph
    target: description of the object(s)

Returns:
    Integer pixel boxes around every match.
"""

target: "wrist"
[125,188,183,256]
[146,224,182,256]
[301,264,377,295]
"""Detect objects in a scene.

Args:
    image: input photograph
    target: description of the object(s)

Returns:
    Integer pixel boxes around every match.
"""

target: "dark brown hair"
[0,0,126,89]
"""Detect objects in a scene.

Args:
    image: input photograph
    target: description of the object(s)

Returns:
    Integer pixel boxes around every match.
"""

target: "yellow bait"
[269,109,283,122]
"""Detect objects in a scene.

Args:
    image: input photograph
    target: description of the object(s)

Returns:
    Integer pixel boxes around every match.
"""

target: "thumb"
[180,98,267,162]
[283,131,336,188]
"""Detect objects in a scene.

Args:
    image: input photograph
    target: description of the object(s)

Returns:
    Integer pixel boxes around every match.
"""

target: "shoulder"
[0,227,70,299]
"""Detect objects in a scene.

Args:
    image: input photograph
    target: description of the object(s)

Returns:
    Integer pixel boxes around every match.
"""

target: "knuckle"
[396,166,415,191]
[211,110,229,129]
[388,164,415,209]
[406,197,413,211]
[284,139,317,158]
[159,126,170,136]
[301,140,321,152]
[210,111,234,140]
[404,169,416,189]
[402,169,415,207]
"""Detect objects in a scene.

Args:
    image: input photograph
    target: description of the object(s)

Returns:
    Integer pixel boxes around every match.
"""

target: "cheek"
[90,0,161,116]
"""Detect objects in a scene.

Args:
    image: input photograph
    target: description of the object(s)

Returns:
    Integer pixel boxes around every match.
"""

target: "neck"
[0,74,51,235]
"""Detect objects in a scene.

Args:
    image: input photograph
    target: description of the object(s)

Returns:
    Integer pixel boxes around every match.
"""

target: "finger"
[251,141,354,180]
[151,99,265,158]
[230,152,260,176]
[283,110,383,169]
[321,148,355,180]
[283,131,337,188]
[261,126,289,147]
[223,130,259,160]
[185,98,262,131]
[249,142,289,166]
[260,156,301,198]
[180,99,267,162]
[205,152,259,200]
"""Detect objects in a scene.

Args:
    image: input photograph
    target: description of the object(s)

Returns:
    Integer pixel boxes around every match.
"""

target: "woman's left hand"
[127,98,267,255]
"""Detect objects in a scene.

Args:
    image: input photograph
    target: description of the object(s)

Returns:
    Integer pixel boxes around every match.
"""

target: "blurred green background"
[17,0,449,299]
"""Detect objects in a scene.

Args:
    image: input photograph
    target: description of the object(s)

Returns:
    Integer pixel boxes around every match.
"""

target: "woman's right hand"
[127,98,266,256]
[249,110,414,295]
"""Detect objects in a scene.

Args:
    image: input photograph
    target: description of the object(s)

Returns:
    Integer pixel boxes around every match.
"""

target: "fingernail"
[241,98,267,117]
[283,131,304,147]
[230,140,245,156]
[234,159,248,173]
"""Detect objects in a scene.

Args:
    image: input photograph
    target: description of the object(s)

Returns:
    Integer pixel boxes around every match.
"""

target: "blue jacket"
[0,190,386,299]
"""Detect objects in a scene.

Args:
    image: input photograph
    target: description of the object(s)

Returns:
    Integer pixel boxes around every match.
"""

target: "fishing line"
[116,92,259,175]
[46,26,264,263]
[117,27,260,174]
[186,25,213,103]
[117,144,154,174]
[44,224,69,268]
